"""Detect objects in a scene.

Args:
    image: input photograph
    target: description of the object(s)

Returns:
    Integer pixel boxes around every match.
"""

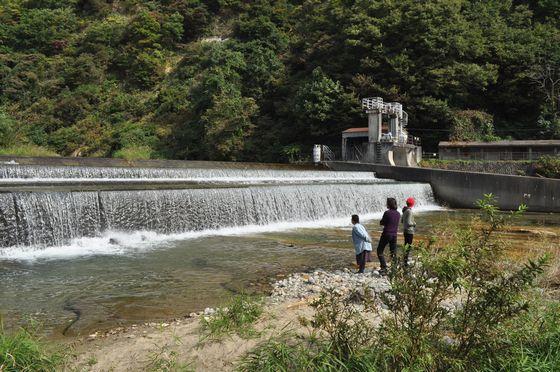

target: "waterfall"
[0,165,438,258]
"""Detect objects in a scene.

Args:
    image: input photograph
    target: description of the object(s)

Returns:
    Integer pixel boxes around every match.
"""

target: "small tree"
[376,194,548,370]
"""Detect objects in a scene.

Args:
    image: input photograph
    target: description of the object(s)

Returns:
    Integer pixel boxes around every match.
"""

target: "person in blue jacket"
[351,214,372,274]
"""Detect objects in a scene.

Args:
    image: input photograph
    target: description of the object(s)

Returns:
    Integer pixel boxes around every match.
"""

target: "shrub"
[304,291,374,361]
[114,121,158,149]
[534,155,560,179]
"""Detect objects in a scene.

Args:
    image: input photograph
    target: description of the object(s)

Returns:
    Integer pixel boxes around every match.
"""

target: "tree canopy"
[0,0,558,161]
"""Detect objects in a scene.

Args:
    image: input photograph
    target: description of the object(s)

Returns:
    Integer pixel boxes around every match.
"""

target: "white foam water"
[0,175,387,186]
[0,205,442,261]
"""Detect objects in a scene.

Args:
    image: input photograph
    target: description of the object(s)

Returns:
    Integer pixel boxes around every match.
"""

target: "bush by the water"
[0,322,63,371]
[239,195,558,371]
[535,156,560,179]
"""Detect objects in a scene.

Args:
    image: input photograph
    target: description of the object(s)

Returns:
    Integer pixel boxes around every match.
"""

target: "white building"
[341,97,421,166]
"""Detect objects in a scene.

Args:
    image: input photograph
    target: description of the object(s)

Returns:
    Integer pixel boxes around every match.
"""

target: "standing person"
[401,197,417,266]
[377,198,401,274]
[351,215,372,274]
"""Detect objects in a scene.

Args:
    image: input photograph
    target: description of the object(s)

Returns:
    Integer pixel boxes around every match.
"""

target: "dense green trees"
[0,0,558,161]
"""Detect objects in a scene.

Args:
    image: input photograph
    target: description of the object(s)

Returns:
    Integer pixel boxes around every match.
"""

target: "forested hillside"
[1,0,559,162]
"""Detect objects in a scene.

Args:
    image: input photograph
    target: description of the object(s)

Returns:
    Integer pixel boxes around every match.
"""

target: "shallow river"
[1,209,558,338]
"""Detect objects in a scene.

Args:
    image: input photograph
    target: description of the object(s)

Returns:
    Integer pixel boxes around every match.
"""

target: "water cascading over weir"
[0,163,437,257]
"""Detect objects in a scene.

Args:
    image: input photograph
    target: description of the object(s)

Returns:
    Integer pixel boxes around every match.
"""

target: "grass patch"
[0,321,64,371]
[0,144,59,157]
[200,294,263,341]
[491,301,560,371]
[238,337,320,372]
[238,334,380,372]
[113,145,154,160]
[146,347,193,372]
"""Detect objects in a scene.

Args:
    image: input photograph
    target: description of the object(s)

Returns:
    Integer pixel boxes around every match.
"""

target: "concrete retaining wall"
[325,162,560,213]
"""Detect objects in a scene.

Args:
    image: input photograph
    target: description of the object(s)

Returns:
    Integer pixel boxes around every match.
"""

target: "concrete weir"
[0,157,440,249]
[326,162,560,213]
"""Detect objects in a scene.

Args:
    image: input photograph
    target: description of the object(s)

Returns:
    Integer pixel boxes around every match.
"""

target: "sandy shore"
[68,268,388,371]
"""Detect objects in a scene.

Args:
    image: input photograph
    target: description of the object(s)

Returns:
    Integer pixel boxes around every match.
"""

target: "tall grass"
[0,144,59,157]
[0,322,63,371]
[489,302,560,371]
[200,293,263,341]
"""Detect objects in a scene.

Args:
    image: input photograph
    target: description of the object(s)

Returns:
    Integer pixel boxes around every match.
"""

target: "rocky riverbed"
[270,268,391,302]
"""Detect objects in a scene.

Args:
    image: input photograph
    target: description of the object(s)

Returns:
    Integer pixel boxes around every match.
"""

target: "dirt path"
[68,299,315,371]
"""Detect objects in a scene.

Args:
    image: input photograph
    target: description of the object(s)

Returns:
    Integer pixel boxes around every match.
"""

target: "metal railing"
[361,97,407,121]
[322,145,336,161]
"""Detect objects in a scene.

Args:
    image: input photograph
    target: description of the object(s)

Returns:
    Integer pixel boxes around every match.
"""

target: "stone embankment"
[420,160,533,176]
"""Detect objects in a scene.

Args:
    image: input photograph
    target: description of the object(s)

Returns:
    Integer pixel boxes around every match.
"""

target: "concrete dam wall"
[0,155,322,170]
[326,162,560,213]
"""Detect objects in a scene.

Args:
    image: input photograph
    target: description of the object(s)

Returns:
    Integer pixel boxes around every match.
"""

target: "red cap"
[406,197,415,207]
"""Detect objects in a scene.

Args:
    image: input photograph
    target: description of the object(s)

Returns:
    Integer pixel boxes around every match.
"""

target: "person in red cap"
[401,197,417,266]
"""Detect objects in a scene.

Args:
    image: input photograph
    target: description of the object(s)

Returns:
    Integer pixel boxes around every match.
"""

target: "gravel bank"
[270,268,391,303]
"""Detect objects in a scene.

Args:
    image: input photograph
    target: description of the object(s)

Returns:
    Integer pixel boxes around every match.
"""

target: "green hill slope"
[0,0,558,162]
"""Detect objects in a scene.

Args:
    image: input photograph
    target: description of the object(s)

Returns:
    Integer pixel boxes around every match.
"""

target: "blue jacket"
[352,223,372,255]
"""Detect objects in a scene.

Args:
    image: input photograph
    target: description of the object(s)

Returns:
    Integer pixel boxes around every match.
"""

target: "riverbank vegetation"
[1,1,559,161]
[0,321,64,371]
[239,196,560,371]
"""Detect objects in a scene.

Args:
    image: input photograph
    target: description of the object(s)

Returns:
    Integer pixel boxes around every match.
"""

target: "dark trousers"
[403,233,414,266]
[377,234,397,270]
[356,250,368,273]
